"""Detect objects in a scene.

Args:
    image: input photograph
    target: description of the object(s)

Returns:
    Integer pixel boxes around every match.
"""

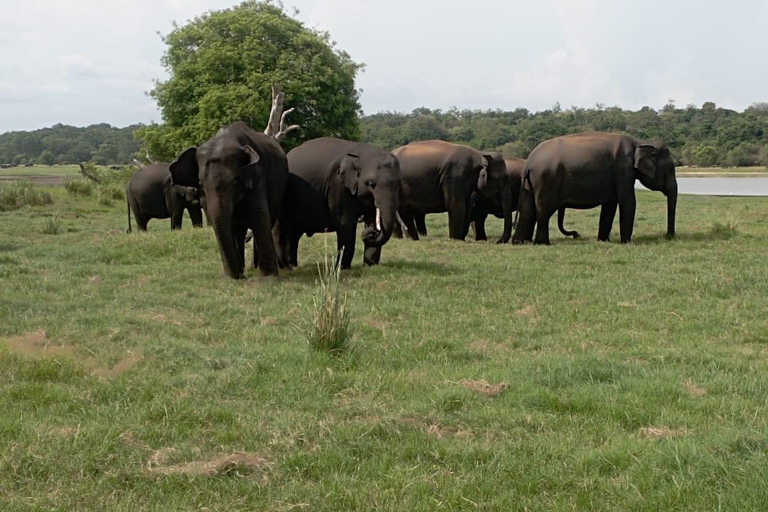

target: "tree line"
[0,123,141,166]
[361,102,768,167]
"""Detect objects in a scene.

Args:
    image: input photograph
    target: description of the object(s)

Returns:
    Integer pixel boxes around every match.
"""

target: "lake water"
[637,177,768,196]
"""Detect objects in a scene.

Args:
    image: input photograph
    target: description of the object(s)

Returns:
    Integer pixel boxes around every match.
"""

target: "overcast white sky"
[1,0,767,133]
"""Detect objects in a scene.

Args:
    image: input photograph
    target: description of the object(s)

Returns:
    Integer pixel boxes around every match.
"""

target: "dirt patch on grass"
[684,381,707,398]
[93,351,143,378]
[3,330,75,358]
[640,427,688,440]
[146,451,269,479]
[459,379,510,398]
[514,306,536,317]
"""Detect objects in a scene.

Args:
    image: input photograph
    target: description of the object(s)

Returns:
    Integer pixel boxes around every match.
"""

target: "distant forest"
[0,123,142,166]
[361,102,768,167]
[2,102,767,167]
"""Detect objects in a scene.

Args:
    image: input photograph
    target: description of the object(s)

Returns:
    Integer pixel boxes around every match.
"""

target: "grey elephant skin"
[125,163,203,232]
[512,131,677,245]
[275,137,402,269]
[170,122,288,279]
[393,141,513,243]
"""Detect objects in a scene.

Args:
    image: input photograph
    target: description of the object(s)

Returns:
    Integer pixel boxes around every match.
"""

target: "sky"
[1,0,767,133]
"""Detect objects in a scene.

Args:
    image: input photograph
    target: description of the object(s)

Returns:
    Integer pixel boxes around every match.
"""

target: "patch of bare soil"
[146,451,269,479]
[684,381,707,398]
[93,351,143,378]
[3,330,74,358]
[459,379,510,398]
[514,306,537,317]
[0,175,67,186]
[640,427,688,440]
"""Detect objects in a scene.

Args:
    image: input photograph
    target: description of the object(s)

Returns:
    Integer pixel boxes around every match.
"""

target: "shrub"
[298,253,354,355]
[97,187,114,207]
[711,220,739,239]
[64,179,94,196]
[0,183,54,211]
[41,214,62,235]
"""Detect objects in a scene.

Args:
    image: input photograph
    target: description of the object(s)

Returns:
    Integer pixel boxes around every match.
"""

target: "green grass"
[0,182,54,211]
[0,165,82,177]
[1,185,768,511]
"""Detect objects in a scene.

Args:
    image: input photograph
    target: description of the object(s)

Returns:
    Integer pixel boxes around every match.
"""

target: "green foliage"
[81,162,135,187]
[299,253,354,355]
[41,214,62,235]
[138,0,363,160]
[0,182,53,211]
[361,102,768,165]
[0,123,141,166]
[64,179,95,197]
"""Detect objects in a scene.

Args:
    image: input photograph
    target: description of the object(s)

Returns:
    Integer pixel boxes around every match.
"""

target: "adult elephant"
[275,138,402,269]
[393,141,513,243]
[170,122,288,279]
[512,132,677,245]
[125,163,203,232]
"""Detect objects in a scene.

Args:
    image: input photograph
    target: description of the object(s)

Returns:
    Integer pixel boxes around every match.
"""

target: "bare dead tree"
[144,144,156,164]
[263,83,300,141]
[78,163,102,184]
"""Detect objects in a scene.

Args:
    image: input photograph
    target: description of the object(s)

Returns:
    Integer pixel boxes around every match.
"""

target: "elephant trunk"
[367,201,397,248]
[665,177,677,239]
[206,196,243,279]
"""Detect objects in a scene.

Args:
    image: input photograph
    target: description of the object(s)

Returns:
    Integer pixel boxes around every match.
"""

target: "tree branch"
[133,158,146,169]
[78,163,102,184]
[264,83,300,141]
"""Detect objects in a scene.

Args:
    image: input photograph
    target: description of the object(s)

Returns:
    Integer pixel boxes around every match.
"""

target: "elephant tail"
[513,168,533,227]
[126,197,132,233]
[557,208,580,238]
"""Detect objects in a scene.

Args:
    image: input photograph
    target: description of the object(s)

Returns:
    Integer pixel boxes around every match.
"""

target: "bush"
[0,183,54,211]
[41,214,62,235]
[298,253,354,355]
[64,179,94,196]
[97,187,114,207]
[100,184,124,201]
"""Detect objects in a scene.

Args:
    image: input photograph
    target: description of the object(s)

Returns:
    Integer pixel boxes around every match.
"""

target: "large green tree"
[138,0,363,160]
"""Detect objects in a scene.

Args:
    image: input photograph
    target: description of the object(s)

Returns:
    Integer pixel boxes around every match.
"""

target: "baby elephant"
[125,163,204,232]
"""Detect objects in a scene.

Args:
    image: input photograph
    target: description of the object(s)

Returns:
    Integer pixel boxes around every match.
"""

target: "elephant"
[170,121,288,279]
[275,137,402,269]
[512,132,677,245]
[392,141,513,243]
[125,162,203,232]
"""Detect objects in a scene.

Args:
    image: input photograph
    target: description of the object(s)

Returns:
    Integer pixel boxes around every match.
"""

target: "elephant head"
[336,152,402,250]
[476,152,514,243]
[634,142,677,239]
[170,139,262,278]
[172,185,201,207]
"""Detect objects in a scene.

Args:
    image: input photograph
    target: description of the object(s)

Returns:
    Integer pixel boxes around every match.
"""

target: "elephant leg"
[232,224,248,274]
[273,219,290,269]
[189,207,204,228]
[557,208,580,239]
[446,193,470,241]
[336,225,356,270]
[597,202,617,241]
[393,221,403,239]
[134,212,149,232]
[533,197,556,245]
[512,187,535,244]
[171,209,183,230]
[473,214,488,241]
[399,211,419,241]
[415,213,428,236]
[289,232,301,268]
[618,195,636,244]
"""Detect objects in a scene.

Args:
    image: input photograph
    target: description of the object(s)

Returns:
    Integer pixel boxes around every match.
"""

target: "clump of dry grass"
[298,252,354,355]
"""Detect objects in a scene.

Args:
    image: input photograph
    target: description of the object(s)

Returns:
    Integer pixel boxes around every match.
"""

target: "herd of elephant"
[126,122,677,279]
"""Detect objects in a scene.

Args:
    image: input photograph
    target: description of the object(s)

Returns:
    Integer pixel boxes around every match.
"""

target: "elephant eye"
[366,180,376,189]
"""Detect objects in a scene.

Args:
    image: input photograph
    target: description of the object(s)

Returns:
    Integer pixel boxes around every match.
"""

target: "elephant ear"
[477,155,491,190]
[170,147,199,187]
[634,145,657,181]
[236,145,261,190]
[338,153,360,195]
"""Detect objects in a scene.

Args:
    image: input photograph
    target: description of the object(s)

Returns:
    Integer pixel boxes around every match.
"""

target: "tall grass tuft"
[0,182,54,211]
[64,179,94,197]
[97,187,114,207]
[298,252,354,355]
[711,219,739,239]
[41,214,62,235]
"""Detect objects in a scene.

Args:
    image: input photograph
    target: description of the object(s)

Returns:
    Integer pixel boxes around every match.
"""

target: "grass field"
[0,165,82,178]
[1,183,768,511]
